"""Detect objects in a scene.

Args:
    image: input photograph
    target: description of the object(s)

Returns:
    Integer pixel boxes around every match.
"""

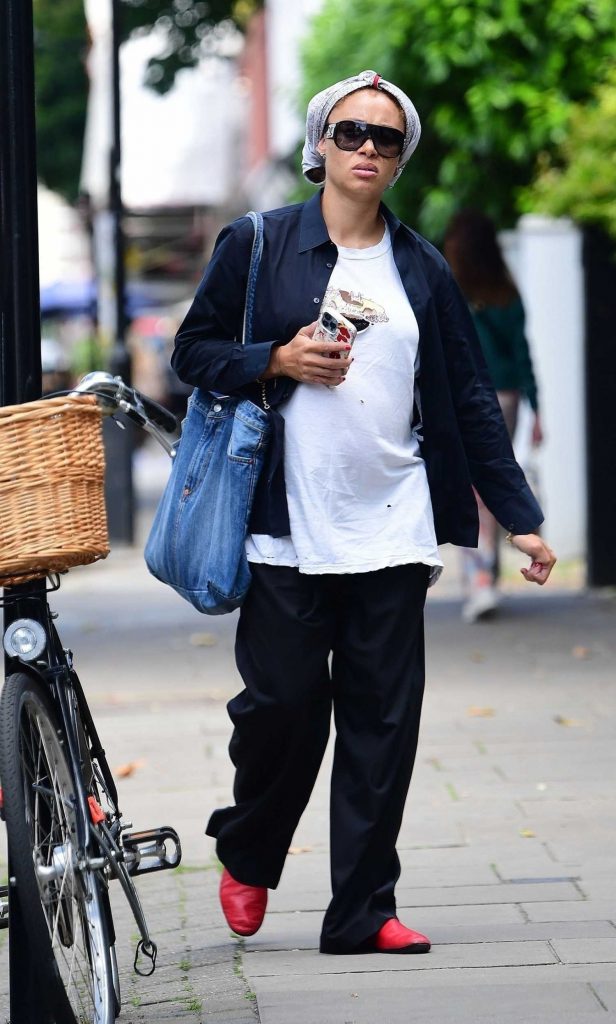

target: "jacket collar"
[298,190,401,253]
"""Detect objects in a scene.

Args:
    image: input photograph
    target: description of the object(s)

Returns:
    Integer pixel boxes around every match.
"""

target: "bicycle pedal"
[122,826,182,876]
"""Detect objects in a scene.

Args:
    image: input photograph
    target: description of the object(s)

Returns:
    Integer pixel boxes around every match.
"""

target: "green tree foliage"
[33,0,262,201]
[300,0,616,238]
[521,67,616,239]
[121,0,263,93]
[33,0,89,201]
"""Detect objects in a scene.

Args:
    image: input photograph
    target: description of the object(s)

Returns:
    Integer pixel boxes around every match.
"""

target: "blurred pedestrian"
[443,210,543,622]
[172,71,555,956]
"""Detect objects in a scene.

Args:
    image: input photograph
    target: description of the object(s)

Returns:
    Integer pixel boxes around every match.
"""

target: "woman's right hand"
[531,413,544,447]
[264,322,352,387]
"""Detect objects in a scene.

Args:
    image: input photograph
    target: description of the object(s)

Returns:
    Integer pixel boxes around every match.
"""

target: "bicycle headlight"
[3,618,47,661]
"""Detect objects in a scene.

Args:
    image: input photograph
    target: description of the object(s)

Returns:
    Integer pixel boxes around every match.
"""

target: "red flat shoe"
[219,867,268,936]
[373,917,431,954]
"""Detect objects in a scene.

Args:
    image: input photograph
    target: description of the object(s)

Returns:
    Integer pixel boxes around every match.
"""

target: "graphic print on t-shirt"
[323,286,389,328]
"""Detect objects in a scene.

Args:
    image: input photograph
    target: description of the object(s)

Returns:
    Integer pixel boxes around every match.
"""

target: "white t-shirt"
[246,223,443,580]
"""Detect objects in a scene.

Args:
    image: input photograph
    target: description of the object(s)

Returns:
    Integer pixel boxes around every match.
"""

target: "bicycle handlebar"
[137,392,178,434]
[71,372,179,457]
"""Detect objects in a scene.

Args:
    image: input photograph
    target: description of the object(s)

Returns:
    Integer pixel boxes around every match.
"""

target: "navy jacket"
[172,192,543,546]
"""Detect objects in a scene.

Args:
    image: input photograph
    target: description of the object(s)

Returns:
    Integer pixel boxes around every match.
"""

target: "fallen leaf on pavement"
[114,759,146,778]
[288,845,313,855]
[467,706,495,717]
[571,645,590,659]
[519,828,536,838]
[553,715,584,727]
[190,632,218,647]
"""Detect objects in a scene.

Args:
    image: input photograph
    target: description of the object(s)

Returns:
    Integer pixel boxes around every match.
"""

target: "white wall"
[82,1,245,210]
[502,217,586,560]
[265,0,324,159]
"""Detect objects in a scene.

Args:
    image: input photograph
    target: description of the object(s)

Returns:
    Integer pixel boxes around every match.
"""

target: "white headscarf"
[302,70,421,189]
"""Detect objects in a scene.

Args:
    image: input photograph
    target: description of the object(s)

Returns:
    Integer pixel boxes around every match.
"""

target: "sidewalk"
[2,456,616,1021]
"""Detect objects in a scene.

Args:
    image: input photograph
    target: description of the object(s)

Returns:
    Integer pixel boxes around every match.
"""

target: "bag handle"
[242,211,264,347]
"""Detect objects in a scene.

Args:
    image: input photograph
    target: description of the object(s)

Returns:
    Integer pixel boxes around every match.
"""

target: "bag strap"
[241,211,264,346]
[206,211,265,406]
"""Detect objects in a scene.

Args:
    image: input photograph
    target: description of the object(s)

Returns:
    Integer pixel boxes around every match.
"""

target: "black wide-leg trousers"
[206,561,430,952]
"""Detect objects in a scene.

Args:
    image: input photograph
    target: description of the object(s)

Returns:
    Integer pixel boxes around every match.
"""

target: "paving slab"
[577,880,616,899]
[245,940,558,976]
[249,963,616,1024]
[395,879,583,907]
[248,962,616,990]
[592,982,616,1011]
[550,937,616,964]
[252,982,613,1024]
[2,502,616,1023]
[522,900,616,923]
[245,914,616,952]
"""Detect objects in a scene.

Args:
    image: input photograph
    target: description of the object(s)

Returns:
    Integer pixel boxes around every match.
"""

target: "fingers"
[313,339,353,358]
[284,325,354,384]
[314,376,347,387]
[297,334,353,384]
[299,321,318,338]
[520,549,557,586]
[510,534,556,586]
[310,365,351,386]
[520,561,552,585]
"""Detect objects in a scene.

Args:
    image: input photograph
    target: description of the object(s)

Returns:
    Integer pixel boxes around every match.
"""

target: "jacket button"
[326,262,333,269]
[313,297,320,304]
[213,403,222,412]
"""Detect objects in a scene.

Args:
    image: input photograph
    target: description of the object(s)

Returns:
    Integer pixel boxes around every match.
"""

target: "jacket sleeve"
[511,301,539,413]
[434,260,543,535]
[171,216,279,393]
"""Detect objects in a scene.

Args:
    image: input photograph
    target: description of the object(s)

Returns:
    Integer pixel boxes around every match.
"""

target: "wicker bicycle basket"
[0,395,109,586]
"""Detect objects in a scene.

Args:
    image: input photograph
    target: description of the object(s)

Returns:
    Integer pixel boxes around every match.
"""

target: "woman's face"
[317,89,405,198]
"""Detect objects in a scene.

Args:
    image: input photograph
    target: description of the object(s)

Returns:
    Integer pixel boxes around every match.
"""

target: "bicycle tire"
[0,671,115,1024]
[98,869,121,1017]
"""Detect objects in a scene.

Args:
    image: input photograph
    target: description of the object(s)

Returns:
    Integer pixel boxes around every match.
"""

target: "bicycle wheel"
[0,671,115,1024]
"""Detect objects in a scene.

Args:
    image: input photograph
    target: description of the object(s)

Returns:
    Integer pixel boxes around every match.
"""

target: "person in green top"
[443,210,543,622]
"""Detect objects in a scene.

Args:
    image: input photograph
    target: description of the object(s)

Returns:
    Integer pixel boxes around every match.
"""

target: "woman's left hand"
[509,533,556,585]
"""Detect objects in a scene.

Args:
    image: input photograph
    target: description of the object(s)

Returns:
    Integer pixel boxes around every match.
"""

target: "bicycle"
[0,372,182,1023]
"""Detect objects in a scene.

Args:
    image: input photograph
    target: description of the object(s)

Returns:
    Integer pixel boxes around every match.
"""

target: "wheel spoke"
[3,681,113,1023]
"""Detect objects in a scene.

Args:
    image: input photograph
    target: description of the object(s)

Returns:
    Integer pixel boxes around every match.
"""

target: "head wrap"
[302,70,421,189]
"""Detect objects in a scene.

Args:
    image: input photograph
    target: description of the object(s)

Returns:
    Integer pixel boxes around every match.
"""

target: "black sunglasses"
[324,120,405,159]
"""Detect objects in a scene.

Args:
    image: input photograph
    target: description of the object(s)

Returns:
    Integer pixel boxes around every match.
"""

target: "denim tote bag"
[144,212,271,614]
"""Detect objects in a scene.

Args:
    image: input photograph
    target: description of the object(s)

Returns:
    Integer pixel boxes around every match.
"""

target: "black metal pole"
[582,226,616,586]
[0,0,41,405]
[104,0,135,543]
[110,0,129,373]
[0,3,55,1021]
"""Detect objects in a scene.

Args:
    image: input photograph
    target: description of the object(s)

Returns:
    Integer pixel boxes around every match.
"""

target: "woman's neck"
[321,187,385,249]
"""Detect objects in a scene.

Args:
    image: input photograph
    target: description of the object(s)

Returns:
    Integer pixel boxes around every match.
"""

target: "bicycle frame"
[3,586,103,841]
[2,577,181,898]
[1,377,182,1014]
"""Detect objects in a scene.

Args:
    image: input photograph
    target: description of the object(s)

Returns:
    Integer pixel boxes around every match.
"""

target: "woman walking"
[443,210,544,622]
[172,70,556,955]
